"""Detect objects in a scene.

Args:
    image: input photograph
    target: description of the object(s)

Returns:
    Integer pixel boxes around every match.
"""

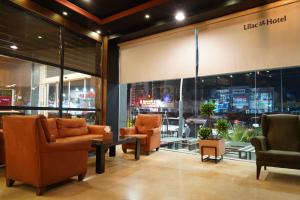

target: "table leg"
[135,139,140,160]
[96,145,105,174]
[109,145,116,157]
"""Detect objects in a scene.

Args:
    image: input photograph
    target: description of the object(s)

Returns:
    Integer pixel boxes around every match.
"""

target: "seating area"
[251,114,300,179]
[1,0,300,199]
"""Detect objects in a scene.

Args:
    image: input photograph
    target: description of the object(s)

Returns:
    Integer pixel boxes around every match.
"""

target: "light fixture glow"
[10,45,18,50]
[175,11,185,21]
[96,30,101,34]
[145,14,150,19]
[62,11,68,16]
[37,35,42,39]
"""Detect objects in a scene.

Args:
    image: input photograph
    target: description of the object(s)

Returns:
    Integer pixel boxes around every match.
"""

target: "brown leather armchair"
[120,114,162,155]
[3,115,91,195]
[0,129,4,165]
[251,114,300,180]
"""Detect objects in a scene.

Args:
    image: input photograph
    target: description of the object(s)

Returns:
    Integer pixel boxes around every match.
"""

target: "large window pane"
[62,70,101,109]
[64,30,100,75]
[256,69,281,115]
[62,110,100,125]
[282,67,300,114]
[0,55,60,107]
[0,2,60,64]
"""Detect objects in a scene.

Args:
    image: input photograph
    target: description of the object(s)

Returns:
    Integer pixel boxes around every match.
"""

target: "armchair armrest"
[145,127,161,137]
[87,125,112,139]
[120,127,137,136]
[250,136,267,152]
[42,140,91,153]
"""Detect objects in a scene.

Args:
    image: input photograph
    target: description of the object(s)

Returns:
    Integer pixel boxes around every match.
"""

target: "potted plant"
[216,119,230,140]
[198,103,225,162]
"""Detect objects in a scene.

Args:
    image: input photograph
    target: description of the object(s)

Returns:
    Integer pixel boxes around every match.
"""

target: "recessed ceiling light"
[175,11,185,21]
[62,11,68,16]
[37,35,42,39]
[96,30,101,34]
[83,0,90,2]
[10,45,18,50]
[145,14,150,19]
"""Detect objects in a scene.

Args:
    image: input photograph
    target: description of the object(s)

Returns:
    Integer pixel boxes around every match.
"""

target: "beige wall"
[119,27,196,83]
[197,0,300,76]
[119,0,300,83]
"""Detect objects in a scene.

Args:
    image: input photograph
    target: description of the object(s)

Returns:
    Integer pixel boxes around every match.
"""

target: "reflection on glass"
[62,111,99,124]
[0,55,60,107]
[283,68,300,114]
[126,67,300,159]
[62,70,101,109]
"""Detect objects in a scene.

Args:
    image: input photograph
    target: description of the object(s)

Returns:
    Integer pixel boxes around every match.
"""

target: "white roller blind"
[119,28,196,83]
[198,1,300,76]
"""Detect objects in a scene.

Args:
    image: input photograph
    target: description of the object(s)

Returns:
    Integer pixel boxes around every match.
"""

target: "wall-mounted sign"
[243,15,287,30]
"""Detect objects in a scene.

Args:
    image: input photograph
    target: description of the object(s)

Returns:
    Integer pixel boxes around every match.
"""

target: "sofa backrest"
[135,114,162,134]
[47,118,59,138]
[56,118,88,138]
[262,114,300,151]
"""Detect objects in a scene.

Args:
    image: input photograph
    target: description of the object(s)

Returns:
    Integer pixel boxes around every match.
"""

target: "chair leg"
[256,165,262,180]
[6,178,15,187]
[78,172,86,181]
[36,187,45,196]
[156,147,160,151]
[264,166,267,170]
[122,147,127,153]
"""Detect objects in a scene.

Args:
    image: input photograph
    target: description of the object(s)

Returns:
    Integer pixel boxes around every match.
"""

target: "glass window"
[62,110,100,125]
[198,72,255,127]
[0,2,60,64]
[0,55,60,107]
[62,70,101,109]
[282,67,300,114]
[256,69,281,115]
[64,30,100,75]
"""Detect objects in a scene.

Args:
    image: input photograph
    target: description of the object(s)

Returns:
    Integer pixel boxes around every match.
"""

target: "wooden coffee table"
[91,136,141,174]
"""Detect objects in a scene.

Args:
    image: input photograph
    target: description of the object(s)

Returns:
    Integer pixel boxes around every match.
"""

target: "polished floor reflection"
[1,147,300,200]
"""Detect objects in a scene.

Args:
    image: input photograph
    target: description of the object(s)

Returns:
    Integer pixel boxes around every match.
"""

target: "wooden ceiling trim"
[54,0,169,25]
[55,0,103,24]
[10,0,102,42]
[101,0,169,24]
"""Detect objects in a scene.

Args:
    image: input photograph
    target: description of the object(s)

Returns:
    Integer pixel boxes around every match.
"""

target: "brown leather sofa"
[251,114,300,180]
[120,114,162,155]
[2,115,111,195]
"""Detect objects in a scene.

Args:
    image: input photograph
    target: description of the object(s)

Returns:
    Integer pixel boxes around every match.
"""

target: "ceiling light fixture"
[96,30,101,34]
[175,11,185,21]
[10,45,18,50]
[145,14,150,19]
[37,36,43,39]
[62,11,68,16]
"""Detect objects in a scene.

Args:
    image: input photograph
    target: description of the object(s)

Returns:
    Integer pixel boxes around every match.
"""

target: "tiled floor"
[1,147,300,200]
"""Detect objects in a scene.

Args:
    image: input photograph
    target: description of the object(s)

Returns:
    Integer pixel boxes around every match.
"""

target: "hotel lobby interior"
[1,0,300,199]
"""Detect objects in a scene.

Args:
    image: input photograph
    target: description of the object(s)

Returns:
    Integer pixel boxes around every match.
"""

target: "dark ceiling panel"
[30,0,280,41]
[68,0,149,18]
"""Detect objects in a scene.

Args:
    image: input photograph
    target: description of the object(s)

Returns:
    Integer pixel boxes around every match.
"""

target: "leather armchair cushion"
[135,114,161,134]
[39,116,55,143]
[57,118,88,138]
[257,150,300,164]
[56,134,103,144]
[47,118,59,138]
[265,115,300,151]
